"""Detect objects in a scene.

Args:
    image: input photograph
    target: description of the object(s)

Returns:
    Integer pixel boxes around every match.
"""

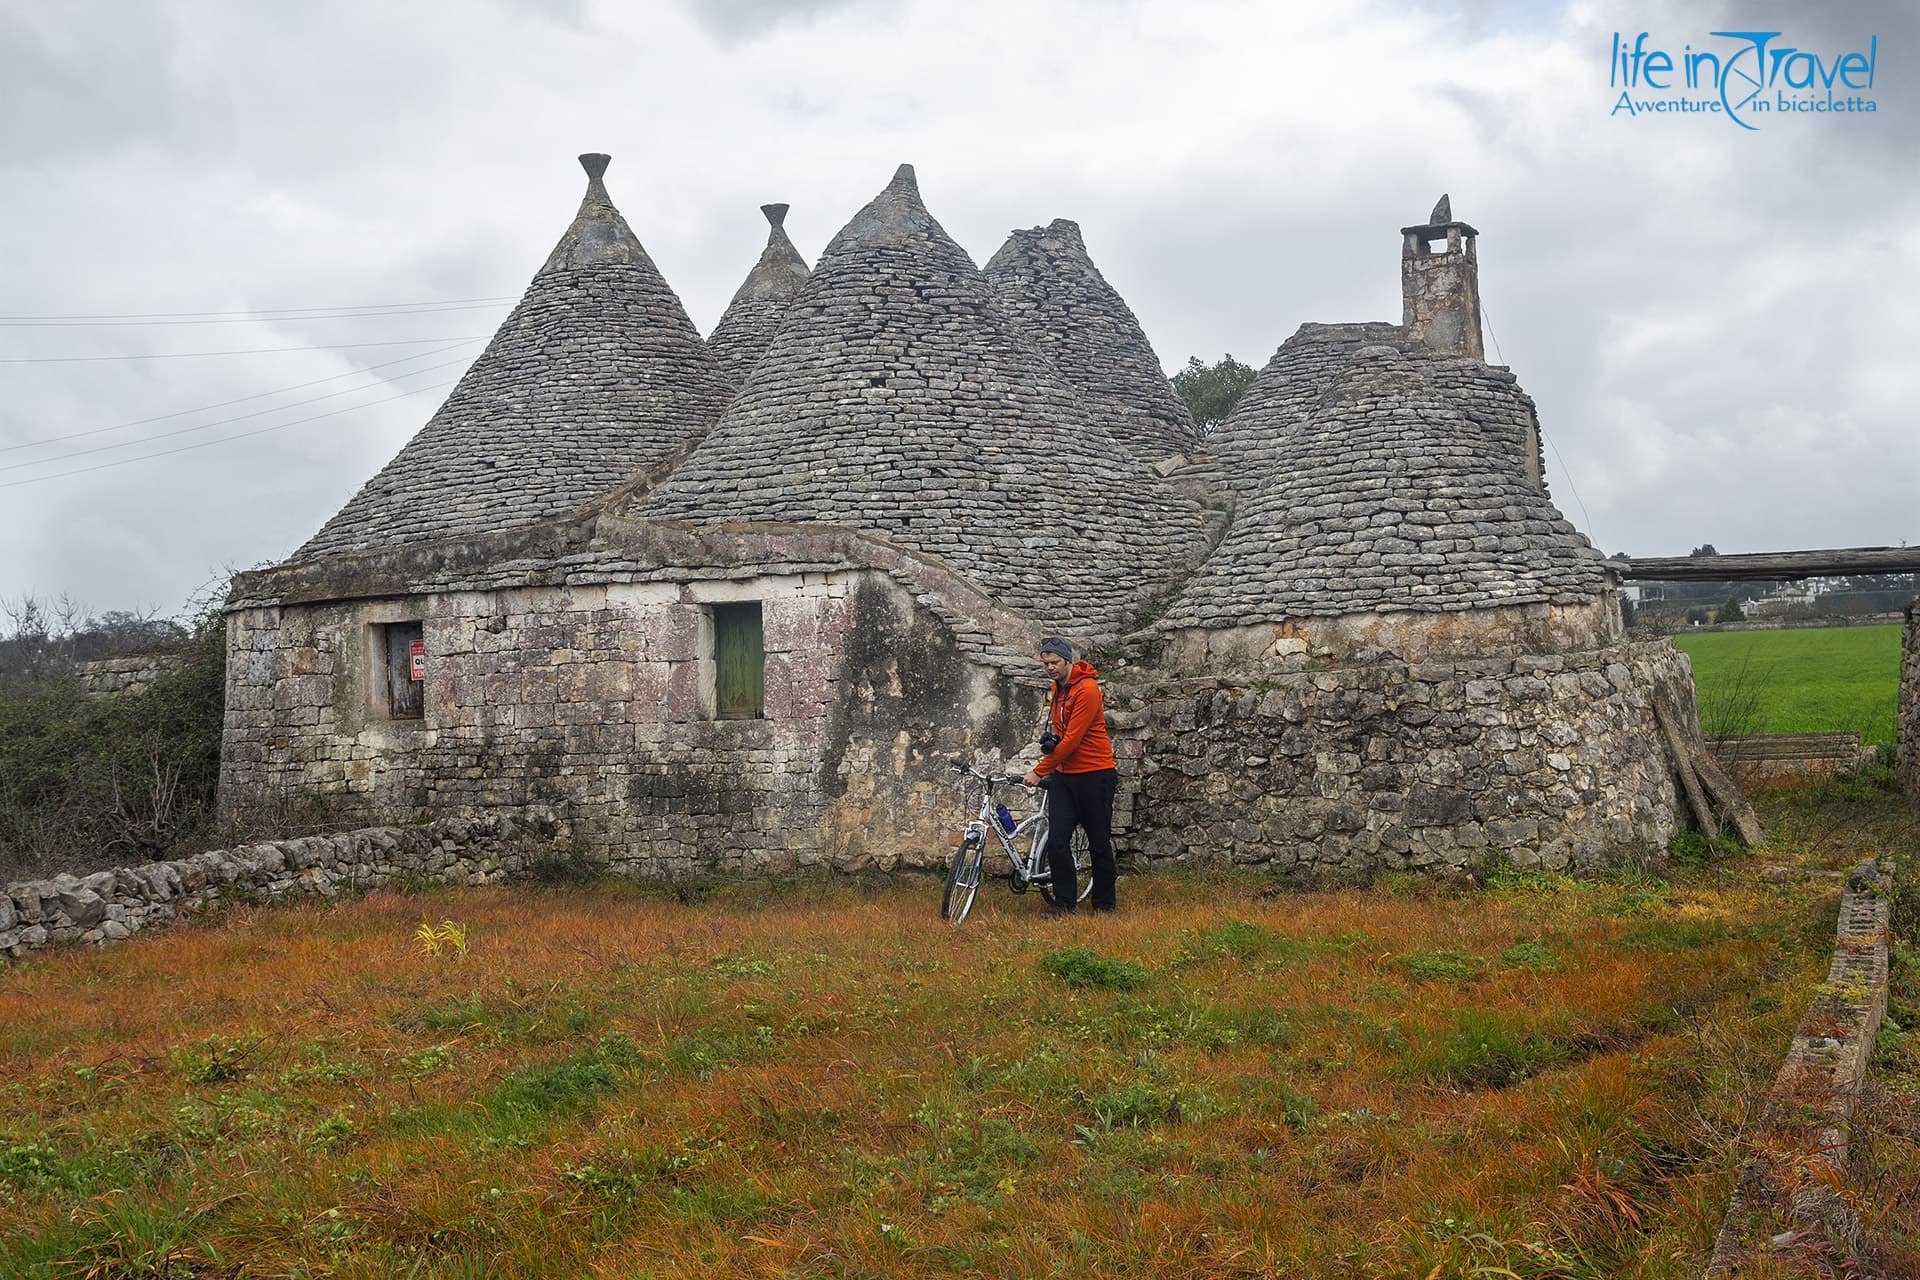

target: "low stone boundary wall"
[1898,600,1916,793]
[75,654,183,697]
[0,808,563,962]
[1630,614,1905,638]
[1704,857,1895,1275]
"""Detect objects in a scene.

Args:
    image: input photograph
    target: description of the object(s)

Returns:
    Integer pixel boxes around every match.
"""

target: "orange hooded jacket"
[1035,659,1116,777]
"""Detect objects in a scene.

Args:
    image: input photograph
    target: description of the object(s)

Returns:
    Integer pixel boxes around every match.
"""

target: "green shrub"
[0,606,225,878]
[1041,946,1150,992]
[1667,831,1713,867]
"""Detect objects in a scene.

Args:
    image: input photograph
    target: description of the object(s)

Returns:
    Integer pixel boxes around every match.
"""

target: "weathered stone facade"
[1,810,560,960]
[212,162,1693,885]
[223,520,1050,876]
[1899,598,1919,791]
[1117,641,1692,877]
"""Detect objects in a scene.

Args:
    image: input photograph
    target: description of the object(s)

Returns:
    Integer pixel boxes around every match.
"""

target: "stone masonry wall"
[221,569,1040,877]
[1900,599,1918,792]
[1115,640,1691,877]
[0,809,560,961]
[75,655,181,697]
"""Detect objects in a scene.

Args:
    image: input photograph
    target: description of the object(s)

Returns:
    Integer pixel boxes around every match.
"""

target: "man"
[1022,635,1117,913]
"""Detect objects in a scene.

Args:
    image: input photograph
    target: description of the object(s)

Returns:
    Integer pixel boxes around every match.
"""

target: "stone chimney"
[1400,194,1483,360]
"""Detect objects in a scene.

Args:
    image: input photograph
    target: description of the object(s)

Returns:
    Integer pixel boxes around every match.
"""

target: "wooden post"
[1653,695,1720,841]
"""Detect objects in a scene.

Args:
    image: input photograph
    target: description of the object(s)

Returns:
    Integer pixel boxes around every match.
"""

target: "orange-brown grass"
[0,836,1858,1279]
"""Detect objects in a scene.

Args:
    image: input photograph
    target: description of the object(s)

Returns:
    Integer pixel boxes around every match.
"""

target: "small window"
[712,603,764,720]
[380,621,425,720]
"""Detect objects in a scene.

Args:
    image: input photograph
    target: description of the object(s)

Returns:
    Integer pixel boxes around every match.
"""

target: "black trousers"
[1044,767,1118,910]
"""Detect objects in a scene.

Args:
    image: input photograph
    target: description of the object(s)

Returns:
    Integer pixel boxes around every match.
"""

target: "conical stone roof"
[984,220,1199,459]
[707,203,811,385]
[1182,322,1415,500]
[293,154,735,562]
[641,165,1213,636]
[1160,346,1609,628]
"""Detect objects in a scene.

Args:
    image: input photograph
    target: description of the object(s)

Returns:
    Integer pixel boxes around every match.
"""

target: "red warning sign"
[409,639,426,681]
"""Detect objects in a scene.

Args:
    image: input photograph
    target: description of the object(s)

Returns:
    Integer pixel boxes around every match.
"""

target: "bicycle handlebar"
[950,759,1034,786]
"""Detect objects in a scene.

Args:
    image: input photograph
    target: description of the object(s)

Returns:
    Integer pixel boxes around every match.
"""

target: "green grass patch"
[1407,1009,1568,1087]
[1674,623,1901,745]
[1624,918,1737,951]
[1040,945,1150,991]
[1498,940,1564,971]
[1397,947,1484,982]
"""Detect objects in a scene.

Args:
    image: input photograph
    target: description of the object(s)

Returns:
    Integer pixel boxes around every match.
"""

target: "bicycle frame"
[942,760,1092,923]
[956,766,1054,887]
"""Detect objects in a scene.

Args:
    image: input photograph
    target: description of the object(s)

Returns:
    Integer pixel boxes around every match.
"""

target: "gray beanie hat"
[1038,635,1074,660]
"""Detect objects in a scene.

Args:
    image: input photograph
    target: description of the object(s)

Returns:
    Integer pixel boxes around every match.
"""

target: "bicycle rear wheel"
[942,833,985,923]
[1039,827,1094,908]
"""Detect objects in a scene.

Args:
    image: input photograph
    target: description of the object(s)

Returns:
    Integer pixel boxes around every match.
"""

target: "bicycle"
[940,760,1092,924]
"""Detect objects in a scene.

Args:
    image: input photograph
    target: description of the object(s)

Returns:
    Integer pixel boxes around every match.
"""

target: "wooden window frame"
[705,602,764,721]
[375,620,426,721]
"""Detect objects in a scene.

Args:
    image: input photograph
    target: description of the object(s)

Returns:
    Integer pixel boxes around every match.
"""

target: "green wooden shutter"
[714,603,764,720]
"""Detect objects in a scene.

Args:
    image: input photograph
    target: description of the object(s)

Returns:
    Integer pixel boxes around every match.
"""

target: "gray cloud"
[0,0,1911,621]
[678,0,871,46]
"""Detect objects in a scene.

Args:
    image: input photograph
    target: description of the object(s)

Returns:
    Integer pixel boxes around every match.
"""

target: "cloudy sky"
[1,0,1913,621]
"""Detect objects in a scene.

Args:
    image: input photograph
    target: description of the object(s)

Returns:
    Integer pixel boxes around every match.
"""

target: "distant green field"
[1672,624,1901,746]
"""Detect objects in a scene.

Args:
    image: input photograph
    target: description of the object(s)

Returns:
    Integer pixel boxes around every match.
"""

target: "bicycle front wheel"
[942,833,985,923]
[1039,827,1094,907]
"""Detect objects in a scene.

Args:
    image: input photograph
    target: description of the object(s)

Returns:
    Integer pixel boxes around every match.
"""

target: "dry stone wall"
[0,810,559,961]
[222,568,1042,877]
[1900,599,1918,792]
[75,655,180,697]
[1114,641,1691,877]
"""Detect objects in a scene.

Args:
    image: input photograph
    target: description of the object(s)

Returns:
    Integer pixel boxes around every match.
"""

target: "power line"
[0,336,487,364]
[0,339,483,454]
[0,295,514,322]
[0,301,512,328]
[1,354,476,472]
[0,379,460,490]
[1484,301,1600,548]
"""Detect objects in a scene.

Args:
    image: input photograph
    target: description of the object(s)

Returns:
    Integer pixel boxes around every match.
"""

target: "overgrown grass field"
[1673,624,1902,745]
[0,842,1869,1279]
